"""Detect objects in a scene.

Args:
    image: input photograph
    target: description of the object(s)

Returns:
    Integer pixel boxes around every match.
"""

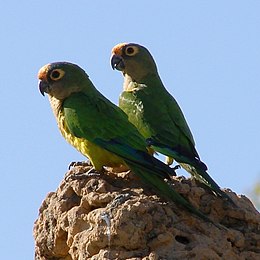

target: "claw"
[68,160,91,170]
[172,164,181,171]
[166,164,180,177]
[65,166,101,181]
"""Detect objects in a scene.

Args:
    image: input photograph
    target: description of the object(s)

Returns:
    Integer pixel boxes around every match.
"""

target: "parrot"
[38,61,218,223]
[111,42,235,205]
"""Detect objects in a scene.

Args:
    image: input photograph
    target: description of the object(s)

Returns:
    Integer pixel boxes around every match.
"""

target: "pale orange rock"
[34,165,260,259]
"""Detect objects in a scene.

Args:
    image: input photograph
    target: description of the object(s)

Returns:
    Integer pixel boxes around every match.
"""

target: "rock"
[34,165,260,259]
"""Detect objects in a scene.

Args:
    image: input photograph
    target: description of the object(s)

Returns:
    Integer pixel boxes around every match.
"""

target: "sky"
[1,1,259,259]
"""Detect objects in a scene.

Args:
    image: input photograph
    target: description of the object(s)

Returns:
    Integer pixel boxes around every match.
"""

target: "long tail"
[126,161,221,227]
[180,163,236,206]
[146,138,236,206]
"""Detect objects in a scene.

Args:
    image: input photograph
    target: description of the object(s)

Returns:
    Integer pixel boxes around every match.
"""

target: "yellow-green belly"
[51,98,125,170]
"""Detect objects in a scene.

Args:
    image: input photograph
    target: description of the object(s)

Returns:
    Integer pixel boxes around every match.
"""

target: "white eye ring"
[50,69,65,81]
[125,45,139,56]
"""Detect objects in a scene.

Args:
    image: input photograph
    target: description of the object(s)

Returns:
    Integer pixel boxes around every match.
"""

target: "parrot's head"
[111,43,158,82]
[38,62,88,100]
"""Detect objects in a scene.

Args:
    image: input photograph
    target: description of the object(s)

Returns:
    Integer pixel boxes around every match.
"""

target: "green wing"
[62,91,175,178]
[63,92,218,223]
[119,80,202,167]
[120,81,235,205]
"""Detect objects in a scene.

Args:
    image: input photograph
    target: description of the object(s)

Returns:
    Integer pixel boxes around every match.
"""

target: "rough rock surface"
[34,164,260,260]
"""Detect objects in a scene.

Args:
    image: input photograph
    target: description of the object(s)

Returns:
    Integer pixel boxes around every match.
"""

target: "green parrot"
[38,61,217,223]
[111,43,234,205]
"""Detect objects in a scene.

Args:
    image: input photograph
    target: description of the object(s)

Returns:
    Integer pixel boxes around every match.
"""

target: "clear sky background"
[1,1,259,259]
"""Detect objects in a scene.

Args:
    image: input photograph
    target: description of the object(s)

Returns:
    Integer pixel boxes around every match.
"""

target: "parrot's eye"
[125,46,139,56]
[50,69,65,81]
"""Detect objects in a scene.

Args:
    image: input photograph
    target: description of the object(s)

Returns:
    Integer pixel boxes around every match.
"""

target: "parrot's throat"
[48,95,64,122]
[123,74,147,92]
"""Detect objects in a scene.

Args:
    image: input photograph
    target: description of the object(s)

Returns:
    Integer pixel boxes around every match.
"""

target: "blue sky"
[1,1,259,259]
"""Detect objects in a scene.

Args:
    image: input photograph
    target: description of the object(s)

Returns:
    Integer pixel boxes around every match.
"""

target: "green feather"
[39,62,217,223]
[112,43,235,206]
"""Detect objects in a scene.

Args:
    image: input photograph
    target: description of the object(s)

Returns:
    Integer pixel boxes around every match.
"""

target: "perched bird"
[111,43,234,205]
[38,61,216,223]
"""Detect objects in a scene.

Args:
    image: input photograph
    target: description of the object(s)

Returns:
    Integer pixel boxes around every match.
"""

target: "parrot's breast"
[49,96,125,170]
[119,90,155,140]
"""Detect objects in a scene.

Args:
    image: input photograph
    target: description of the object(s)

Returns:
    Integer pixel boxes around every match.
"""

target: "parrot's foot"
[65,166,101,181]
[167,164,180,177]
[172,164,181,171]
[68,160,91,170]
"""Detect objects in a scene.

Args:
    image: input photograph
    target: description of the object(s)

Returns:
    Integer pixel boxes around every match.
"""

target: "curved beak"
[110,54,125,71]
[39,80,49,96]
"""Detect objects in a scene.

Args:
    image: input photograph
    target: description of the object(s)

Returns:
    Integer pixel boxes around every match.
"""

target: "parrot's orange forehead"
[38,64,51,80]
[111,43,128,55]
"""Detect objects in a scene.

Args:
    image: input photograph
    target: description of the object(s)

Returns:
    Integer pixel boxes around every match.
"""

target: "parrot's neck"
[48,95,68,139]
[123,74,148,92]
[48,95,75,148]
[48,95,63,120]
[123,73,163,93]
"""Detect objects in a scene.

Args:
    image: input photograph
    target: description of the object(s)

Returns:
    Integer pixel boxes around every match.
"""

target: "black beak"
[111,54,125,71]
[39,80,49,96]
